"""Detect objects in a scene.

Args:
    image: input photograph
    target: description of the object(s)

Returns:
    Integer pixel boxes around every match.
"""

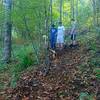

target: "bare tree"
[3,0,12,63]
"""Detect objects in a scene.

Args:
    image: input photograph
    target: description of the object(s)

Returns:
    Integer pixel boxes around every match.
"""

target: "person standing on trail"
[57,22,65,50]
[70,19,77,47]
[50,24,57,49]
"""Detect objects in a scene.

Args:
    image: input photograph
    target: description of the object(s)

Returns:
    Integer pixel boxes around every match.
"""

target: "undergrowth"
[0,30,100,89]
[0,44,39,88]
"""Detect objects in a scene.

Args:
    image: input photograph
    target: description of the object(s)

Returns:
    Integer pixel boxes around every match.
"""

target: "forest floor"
[0,42,100,100]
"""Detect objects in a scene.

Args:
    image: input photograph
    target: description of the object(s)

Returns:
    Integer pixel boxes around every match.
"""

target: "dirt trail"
[2,45,99,100]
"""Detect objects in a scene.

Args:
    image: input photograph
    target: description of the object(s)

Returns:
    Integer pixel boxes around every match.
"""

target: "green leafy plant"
[94,68,100,79]
[79,92,95,100]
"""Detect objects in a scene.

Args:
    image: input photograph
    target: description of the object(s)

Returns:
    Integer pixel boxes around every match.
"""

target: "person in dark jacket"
[50,24,57,49]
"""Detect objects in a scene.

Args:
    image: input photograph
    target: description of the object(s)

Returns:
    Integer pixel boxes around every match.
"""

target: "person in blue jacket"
[50,24,57,49]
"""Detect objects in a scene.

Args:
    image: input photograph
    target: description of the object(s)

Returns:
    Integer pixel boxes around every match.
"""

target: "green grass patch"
[0,43,40,88]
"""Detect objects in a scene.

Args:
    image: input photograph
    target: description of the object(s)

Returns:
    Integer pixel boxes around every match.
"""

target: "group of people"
[50,19,77,50]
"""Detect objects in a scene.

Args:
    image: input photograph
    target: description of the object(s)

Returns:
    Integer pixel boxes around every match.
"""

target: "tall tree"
[3,0,12,63]
[50,0,52,25]
[60,0,63,22]
[91,0,96,26]
[71,0,74,20]
[76,0,78,19]
[96,0,100,27]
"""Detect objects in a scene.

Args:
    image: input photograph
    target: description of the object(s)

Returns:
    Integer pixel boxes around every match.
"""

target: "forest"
[0,0,100,100]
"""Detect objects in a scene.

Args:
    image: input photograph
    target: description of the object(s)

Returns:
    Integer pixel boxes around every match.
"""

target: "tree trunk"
[96,0,100,27]
[71,0,74,20]
[92,0,97,26]
[60,0,63,22]
[50,0,52,25]
[75,0,78,19]
[3,0,12,63]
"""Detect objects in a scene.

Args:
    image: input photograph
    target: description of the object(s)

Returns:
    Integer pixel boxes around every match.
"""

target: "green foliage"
[88,42,97,52]
[14,46,37,66]
[12,0,49,37]
[94,68,100,79]
[79,92,95,100]
[0,0,100,92]
[0,44,39,88]
[10,73,19,88]
[89,56,100,68]
[10,54,36,87]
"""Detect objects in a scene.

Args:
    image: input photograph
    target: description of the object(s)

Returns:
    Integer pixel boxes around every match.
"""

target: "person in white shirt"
[57,22,65,49]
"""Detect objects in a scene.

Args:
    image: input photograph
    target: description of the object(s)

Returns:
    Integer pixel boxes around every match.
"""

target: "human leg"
[72,34,76,45]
